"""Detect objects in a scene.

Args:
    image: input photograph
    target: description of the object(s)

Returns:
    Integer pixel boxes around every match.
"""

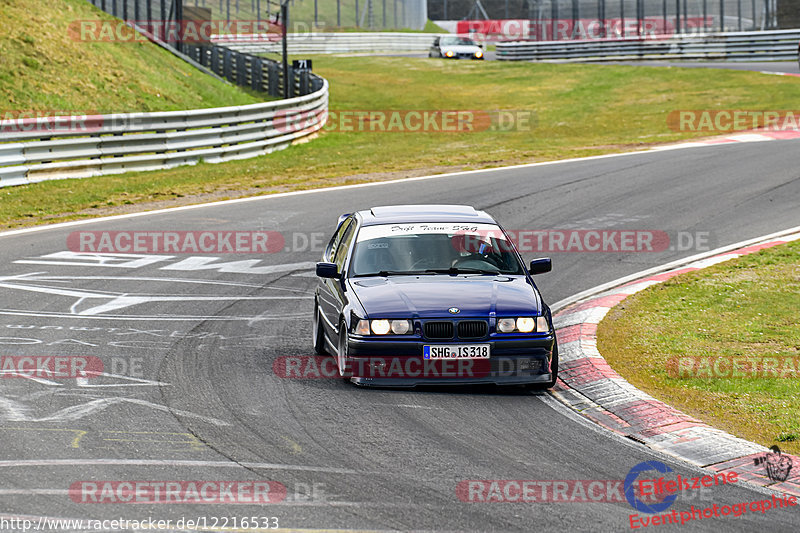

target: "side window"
[325,219,351,262]
[334,222,357,271]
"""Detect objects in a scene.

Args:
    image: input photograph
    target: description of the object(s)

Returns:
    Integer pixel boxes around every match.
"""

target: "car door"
[327,220,357,334]
[317,217,355,337]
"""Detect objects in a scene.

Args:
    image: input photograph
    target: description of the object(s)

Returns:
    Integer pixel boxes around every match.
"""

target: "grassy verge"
[597,240,800,455]
[0,0,262,111]
[3,53,800,228]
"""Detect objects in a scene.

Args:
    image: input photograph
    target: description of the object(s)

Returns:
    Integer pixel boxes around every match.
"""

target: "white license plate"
[423,345,490,359]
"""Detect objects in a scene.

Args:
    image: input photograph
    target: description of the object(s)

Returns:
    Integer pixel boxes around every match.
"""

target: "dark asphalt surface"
[1,139,799,531]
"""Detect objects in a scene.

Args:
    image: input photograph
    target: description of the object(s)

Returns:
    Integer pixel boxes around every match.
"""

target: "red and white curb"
[551,227,800,496]
[652,128,800,151]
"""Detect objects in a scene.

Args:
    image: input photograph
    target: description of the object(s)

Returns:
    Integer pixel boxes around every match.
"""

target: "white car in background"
[429,36,484,60]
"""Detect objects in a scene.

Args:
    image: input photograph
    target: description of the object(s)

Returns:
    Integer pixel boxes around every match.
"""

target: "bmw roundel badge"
[448,307,460,314]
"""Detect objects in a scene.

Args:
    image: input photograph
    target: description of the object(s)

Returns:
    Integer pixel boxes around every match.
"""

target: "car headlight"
[371,319,391,335]
[475,50,483,58]
[356,319,414,335]
[391,320,411,334]
[516,317,535,333]
[445,50,454,57]
[497,318,516,333]
[496,317,550,333]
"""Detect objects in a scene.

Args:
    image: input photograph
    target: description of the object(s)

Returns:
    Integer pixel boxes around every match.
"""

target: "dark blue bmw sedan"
[312,205,557,389]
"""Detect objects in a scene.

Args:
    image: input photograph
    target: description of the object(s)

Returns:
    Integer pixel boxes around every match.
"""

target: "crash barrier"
[183,42,325,98]
[0,80,328,188]
[213,32,444,54]
[496,29,800,61]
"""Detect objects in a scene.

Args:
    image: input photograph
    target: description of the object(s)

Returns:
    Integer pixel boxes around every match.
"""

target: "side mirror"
[529,258,552,275]
[316,262,340,279]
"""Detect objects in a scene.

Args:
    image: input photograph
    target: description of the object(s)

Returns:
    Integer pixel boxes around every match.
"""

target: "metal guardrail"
[0,82,328,188]
[496,29,800,62]
[214,32,443,55]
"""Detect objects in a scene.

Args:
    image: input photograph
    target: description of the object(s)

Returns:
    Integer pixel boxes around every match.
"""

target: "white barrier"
[213,32,444,54]
[0,81,328,188]
[496,29,800,62]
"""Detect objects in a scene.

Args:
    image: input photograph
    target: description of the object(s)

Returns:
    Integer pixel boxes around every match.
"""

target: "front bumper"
[344,335,555,387]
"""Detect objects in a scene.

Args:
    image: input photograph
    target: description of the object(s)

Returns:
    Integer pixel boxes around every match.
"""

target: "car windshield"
[441,36,477,46]
[350,223,524,277]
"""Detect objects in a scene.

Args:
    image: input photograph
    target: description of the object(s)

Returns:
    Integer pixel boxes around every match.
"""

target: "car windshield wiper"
[353,270,430,277]
[424,267,500,275]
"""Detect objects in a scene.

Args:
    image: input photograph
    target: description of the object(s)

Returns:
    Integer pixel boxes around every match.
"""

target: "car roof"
[358,205,496,226]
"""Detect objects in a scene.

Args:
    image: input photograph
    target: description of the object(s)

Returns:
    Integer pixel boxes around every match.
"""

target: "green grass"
[597,240,800,455]
[2,49,800,228]
[0,0,262,112]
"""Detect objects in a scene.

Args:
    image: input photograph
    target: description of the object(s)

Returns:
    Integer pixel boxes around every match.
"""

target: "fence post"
[599,0,606,39]
[160,0,167,40]
[738,0,742,31]
[551,0,557,41]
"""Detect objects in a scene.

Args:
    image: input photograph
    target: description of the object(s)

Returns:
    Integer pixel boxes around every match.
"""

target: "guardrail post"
[210,46,220,76]
[236,52,247,86]
[223,49,233,81]
[268,62,280,97]
[252,59,264,92]
[299,70,309,95]
[287,66,295,98]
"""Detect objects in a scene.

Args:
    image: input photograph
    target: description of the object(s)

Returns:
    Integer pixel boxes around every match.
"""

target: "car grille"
[423,320,488,340]
[458,320,488,339]
[424,321,454,339]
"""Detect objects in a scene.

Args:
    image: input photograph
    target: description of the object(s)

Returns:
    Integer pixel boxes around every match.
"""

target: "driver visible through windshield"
[350,223,524,277]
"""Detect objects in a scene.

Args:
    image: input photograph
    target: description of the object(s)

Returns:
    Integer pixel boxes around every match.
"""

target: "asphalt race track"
[1,140,799,531]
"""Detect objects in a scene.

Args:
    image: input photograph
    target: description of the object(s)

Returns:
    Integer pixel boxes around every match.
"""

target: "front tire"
[337,321,353,383]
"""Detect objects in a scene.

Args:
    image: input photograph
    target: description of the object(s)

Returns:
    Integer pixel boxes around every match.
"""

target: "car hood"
[442,45,481,54]
[349,275,541,318]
